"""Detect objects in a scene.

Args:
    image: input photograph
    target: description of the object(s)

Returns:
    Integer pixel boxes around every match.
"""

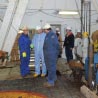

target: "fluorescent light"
[59,11,78,15]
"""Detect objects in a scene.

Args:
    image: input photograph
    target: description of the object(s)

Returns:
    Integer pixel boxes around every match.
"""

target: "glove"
[30,44,34,49]
[96,64,98,68]
[22,52,26,57]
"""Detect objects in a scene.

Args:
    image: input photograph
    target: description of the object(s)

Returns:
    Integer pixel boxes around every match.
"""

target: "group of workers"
[18,24,60,87]
[18,22,90,88]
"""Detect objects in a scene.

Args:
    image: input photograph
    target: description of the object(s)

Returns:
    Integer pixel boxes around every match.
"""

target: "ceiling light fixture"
[59,11,78,15]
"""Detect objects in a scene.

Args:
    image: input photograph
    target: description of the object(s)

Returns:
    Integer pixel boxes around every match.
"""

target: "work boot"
[41,74,46,77]
[43,82,54,88]
[33,73,40,78]
[96,85,98,96]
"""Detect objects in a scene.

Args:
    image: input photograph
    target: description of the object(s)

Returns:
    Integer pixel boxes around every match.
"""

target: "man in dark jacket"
[63,26,74,62]
[43,24,59,87]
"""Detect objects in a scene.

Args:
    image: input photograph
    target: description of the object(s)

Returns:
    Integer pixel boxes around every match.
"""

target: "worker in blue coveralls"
[92,34,98,95]
[63,26,74,63]
[43,23,60,87]
[31,26,46,78]
[18,26,31,77]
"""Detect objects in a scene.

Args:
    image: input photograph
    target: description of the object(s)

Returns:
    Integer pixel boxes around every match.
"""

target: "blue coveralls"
[18,33,31,77]
[84,54,98,85]
[32,32,46,75]
[63,34,74,62]
[84,57,89,81]
[43,31,59,85]
[94,53,98,85]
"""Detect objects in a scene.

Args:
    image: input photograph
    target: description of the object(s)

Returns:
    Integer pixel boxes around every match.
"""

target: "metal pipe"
[89,1,91,37]
[84,3,86,32]
[88,1,93,89]
[81,0,83,33]
[86,3,88,32]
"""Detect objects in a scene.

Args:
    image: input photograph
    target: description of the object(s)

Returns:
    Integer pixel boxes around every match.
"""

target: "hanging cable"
[40,0,45,9]
[75,0,85,32]
[74,0,81,19]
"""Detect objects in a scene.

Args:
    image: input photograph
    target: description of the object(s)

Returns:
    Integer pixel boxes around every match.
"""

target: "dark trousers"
[44,54,57,85]
[65,47,73,62]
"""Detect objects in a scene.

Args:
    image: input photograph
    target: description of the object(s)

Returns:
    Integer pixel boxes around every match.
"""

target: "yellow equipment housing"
[93,40,98,52]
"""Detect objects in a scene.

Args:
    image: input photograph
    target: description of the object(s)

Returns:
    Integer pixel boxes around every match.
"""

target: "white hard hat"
[58,32,60,34]
[36,26,42,30]
[43,23,51,29]
[22,26,28,31]
[77,29,81,33]
[56,28,60,31]
[18,30,23,34]
[66,26,72,30]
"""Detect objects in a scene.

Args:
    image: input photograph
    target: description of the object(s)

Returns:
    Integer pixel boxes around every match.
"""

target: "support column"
[0,0,18,50]
[2,0,29,54]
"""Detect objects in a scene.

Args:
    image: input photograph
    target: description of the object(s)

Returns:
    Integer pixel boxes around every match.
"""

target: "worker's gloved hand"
[22,52,27,57]
[96,64,98,68]
[30,44,34,49]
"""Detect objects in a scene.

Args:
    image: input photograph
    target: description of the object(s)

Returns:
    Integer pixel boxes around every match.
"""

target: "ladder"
[29,49,42,69]
[29,49,35,67]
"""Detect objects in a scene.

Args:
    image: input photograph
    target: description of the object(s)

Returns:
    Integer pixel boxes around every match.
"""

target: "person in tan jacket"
[55,28,63,58]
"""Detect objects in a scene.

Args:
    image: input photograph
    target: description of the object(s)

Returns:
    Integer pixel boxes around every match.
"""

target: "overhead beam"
[0,0,18,50]
[2,0,29,54]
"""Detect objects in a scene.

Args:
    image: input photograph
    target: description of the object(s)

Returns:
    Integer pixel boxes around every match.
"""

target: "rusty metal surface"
[0,75,85,98]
